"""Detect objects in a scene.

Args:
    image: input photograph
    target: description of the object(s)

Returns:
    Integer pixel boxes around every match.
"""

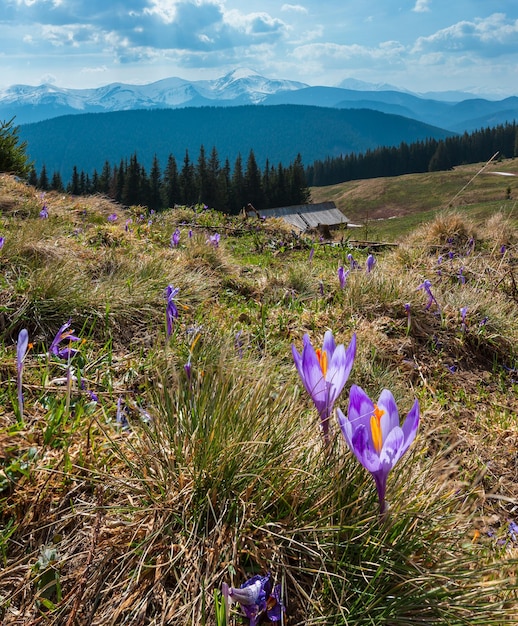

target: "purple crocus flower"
[458,267,466,284]
[0,236,4,249]
[292,331,356,445]
[366,254,376,273]
[164,285,180,337]
[417,279,439,311]
[347,253,359,269]
[171,228,181,247]
[338,266,349,289]
[39,204,48,218]
[49,320,82,359]
[188,229,193,239]
[125,218,132,231]
[309,247,315,262]
[337,384,420,514]
[500,244,507,255]
[107,213,118,222]
[17,329,29,418]
[222,573,284,626]
[207,232,220,247]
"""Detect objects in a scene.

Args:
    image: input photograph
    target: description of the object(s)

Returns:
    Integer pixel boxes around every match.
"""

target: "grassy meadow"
[1,162,518,625]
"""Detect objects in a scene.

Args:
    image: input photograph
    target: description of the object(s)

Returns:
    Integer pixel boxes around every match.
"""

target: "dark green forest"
[306,122,518,186]
[29,121,517,214]
[19,105,454,179]
[30,148,310,214]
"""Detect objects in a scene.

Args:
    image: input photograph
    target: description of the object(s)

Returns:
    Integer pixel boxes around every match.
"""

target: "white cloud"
[414,13,518,56]
[292,40,406,68]
[412,0,431,13]
[281,4,308,14]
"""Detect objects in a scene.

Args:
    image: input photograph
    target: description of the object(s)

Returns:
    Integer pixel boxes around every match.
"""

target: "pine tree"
[196,145,208,205]
[122,154,141,206]
[161,154,179,208]
[244,149,264,209]
[0,117,32,177]
[68,166,80,195]
[99,160,112,195]
[230,153,245,214]
[50,171,64,192]
[179,150,196,206]
[38,164,50,190]
[148,154,162,211]
[289,153,310,204]
[28,166,38,187]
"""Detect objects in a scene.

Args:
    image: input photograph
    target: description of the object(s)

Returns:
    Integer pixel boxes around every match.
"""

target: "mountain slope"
[19,105,455,179]
[1,69,516,132]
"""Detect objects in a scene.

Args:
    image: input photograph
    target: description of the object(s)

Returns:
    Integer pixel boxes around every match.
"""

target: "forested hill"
[19,105,454,180]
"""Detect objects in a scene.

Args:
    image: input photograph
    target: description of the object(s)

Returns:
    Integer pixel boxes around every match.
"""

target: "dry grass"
[1,173,518,625]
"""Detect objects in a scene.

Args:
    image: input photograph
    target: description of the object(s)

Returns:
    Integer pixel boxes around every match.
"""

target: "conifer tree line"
[306,122,518,187]
[29,146,311,214]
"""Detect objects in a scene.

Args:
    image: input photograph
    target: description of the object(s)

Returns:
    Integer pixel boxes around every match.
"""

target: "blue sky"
[1,0,517,96]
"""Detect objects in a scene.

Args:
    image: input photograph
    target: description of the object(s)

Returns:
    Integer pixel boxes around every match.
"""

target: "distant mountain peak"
[336,78,407,92]
[223,67,262,81]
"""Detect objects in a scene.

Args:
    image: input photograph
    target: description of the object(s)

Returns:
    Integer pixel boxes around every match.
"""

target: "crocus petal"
[17,329,29,369]
[327,333,356,407]
[321,330,337,358]
[300,341,327,415]
[377,388,400,434]
[337,407,353,449]
[351,424,382,473]
[266,584,285,622]
[400,399,420,455]
[347,384,375,434]
[379,425,405,469]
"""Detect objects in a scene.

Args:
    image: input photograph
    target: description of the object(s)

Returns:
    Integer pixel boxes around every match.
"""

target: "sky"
[1,0,517,97]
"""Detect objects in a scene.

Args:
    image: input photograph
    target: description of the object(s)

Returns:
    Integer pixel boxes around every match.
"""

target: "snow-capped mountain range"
[1,68,517,133]
[0,69,308,122]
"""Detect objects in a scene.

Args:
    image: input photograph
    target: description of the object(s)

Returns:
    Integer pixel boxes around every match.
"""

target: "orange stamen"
[316,349,328,376]
[370,404,385,454]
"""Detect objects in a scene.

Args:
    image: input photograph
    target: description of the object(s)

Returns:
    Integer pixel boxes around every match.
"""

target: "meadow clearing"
[1,164,517,625]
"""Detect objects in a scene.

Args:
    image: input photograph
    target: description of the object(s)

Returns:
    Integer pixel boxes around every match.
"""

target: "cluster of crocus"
[292,330,420,515]
[107,213,118,222]
[292,331,356,446]
[49,321,82,360]
[164,285,180,337]
[222,573,284,626]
